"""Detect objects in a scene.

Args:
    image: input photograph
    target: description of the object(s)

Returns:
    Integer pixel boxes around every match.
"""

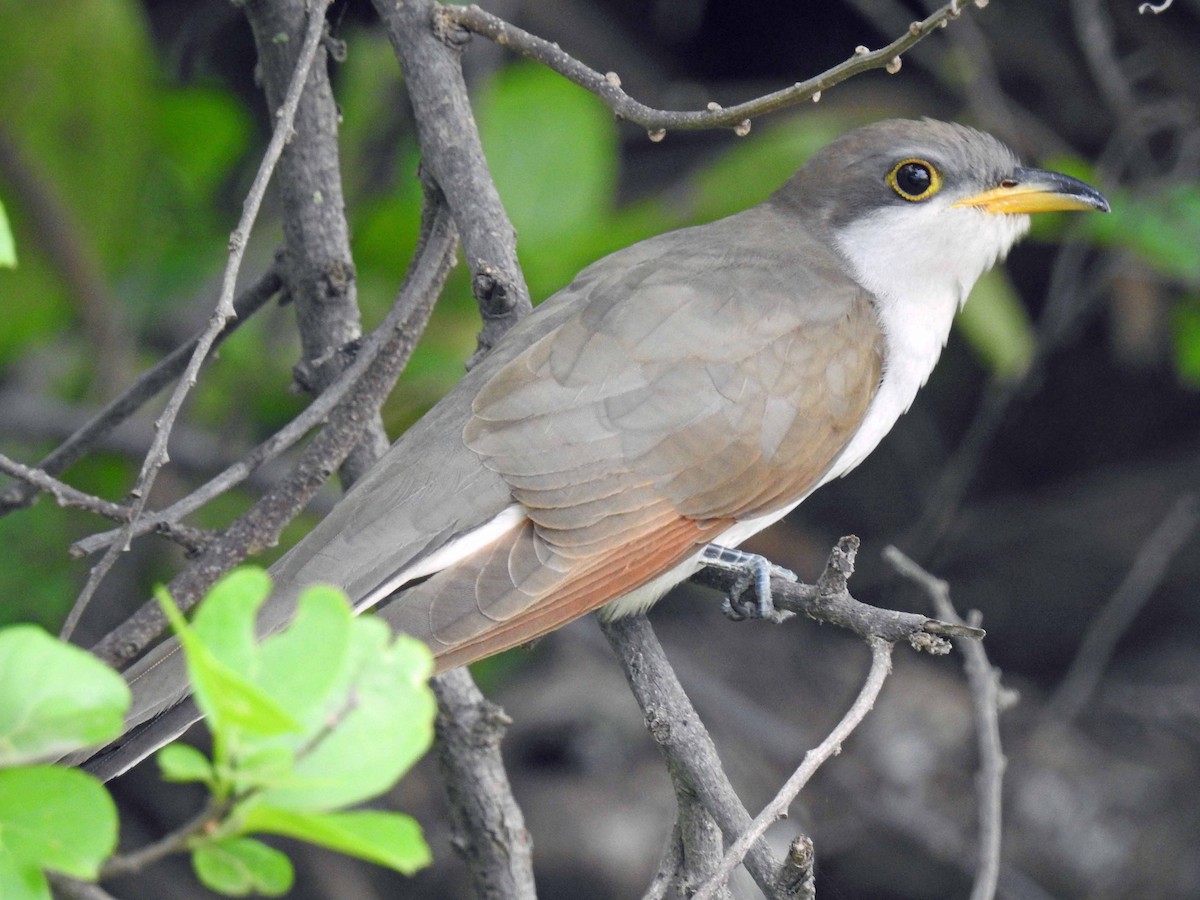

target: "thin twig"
[0,454,208,555]
[88,187,457,672]
[60,0,333,642]
[100,799,227,880]
[884,546,1006,900]
[692,638,894,900]
[0,453,131,524]
[601,615,785,899]
[443,0,981,137]
[0,263,282,516]
[1046,493,1200,723]
[46,875,120,900]
[71,319,407,557]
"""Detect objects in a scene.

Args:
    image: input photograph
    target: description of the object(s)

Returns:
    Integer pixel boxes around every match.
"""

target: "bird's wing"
[388,206,884,668]
[88,206,881,779]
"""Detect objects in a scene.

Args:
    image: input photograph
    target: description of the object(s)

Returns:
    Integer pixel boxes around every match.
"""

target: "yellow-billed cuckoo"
[87,119,1108,779]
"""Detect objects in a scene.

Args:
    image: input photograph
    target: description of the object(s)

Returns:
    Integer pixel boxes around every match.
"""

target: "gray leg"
[700,544,796,624]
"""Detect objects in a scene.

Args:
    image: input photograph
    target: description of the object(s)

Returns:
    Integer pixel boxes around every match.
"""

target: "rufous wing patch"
[377,514,730,673]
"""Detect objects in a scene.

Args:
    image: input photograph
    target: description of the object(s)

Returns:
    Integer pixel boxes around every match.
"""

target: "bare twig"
[71,306,414,557]
[693,638,893,900]
[89,189,458,669]
[100,800,227,880]
[0,453,131,524]
[884,546,1006,900]
[432,667,537,900]
[1047,494,1200,723]
[443,0,982,138]
[61,0,334,642]
[691,536,982,649]
[0,263,282,516]
[601,615,785,899]
[46,874,120,900]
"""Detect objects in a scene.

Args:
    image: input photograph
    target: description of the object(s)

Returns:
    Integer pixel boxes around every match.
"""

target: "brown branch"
[61,0,335,642]
[244,0,388,485]
[690,535,981,649]
[0,262,282,517]
[442,0,983,138]
[89,190,458,668]
[884,546,1007,900]
[371,0,532,363]
[693,638,895,900]
[600,615,786,899]
[431,668,537,899]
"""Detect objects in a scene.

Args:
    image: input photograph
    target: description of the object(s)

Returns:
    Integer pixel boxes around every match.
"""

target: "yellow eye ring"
[887,158,942,202]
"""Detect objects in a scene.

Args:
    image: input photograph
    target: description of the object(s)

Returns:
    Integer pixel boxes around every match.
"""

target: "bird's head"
[773,118,1109,307]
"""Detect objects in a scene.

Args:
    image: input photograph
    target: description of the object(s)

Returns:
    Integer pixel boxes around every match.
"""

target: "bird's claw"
[703,544,796,624]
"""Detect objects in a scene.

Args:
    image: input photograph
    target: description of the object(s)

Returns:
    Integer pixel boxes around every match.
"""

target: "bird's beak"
[953,167,1110,215]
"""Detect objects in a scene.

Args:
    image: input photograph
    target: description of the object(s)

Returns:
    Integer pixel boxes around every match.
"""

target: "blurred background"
[2,0,1199,897]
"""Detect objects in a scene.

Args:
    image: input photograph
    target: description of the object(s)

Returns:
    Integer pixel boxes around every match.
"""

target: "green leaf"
[252,628,435,810]
[0,845,49,900]
[255,585,353,726]
[0,625,130,765]
[192,837,293,897]
[0,766,117,880]
[238,806,431,875]
[957,268,1036,380]
[190,568,273,675]
[1085,184,1200,284]
[155,588,300,743]
[0,197,15,268]
[158,743,214,785]
[1170,296,1200,387]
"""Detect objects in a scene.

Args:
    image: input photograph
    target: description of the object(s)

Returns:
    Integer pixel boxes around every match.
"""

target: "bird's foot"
[701,544,797,624]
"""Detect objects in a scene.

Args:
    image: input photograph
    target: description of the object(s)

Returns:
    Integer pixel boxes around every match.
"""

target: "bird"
[85,118,1109,779]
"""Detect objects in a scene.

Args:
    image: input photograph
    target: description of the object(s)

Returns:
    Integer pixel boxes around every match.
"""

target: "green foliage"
[157,568,437,886]
[0,626,126,899]
[1170,296,1200,387]
[192,837,293,897]
[1088,183,1200,284]
[0,625,130,765]
[0,197,15,268]
[0,766,119,899]
[238,807,431,875]
[957,268,1036,380]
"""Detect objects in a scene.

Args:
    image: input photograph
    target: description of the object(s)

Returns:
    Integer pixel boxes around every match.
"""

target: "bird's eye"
[887,159,942,202]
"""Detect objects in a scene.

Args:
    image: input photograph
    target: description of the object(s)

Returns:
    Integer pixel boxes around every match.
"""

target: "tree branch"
[693,638,895,900]
[371,0,532,363]
[61,0,335,642]
[244,0,389,484]
[89,188,458,668]
[431,668,537,899]
[884,546,1007,900]
[690,536,982,650]
[442,0,984,138]
[600,615,786,899]
[0,262,282,517]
